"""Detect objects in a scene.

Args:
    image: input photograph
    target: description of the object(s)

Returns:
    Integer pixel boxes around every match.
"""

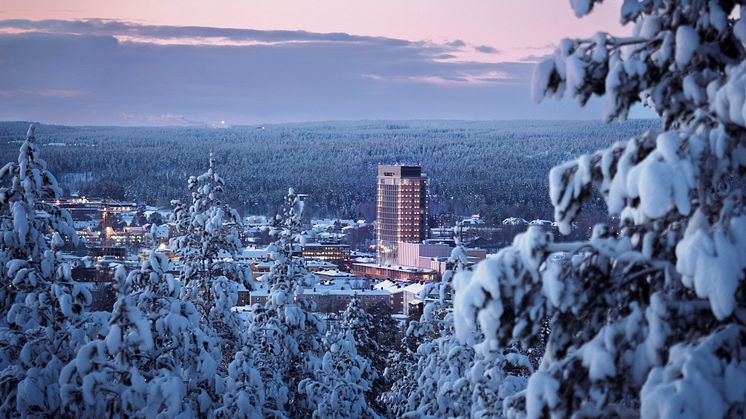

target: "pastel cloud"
[475,45,499,54]
[0,19,617,125]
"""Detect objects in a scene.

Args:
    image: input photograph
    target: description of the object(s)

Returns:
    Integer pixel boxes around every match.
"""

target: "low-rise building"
[109,226,148,247]
[87,245,127,260]
[350,262,438,282]
[305,259,339,272]
[402,282,426,317]
[395,241,488,275]
[373,280,405,313]
[247,282,392,314]
[301,243,351,263]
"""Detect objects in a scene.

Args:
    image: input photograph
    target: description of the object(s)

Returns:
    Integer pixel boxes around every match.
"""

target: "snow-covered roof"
[403,283,425,295]
[502,217,528,225]
[74,220,99,229]
[302,242,350,248]
[373,280,396,290]
[460,215,485,225]
[315,270,355,278]
[153,225,170,238]
[239,247,270,259]
[352,262,437,274]
[243,215,270,225]
[351,251,375,257]
[373,279,409,294]
[305,287,389,296]
[305,260,337,268]
[249,283,390,298]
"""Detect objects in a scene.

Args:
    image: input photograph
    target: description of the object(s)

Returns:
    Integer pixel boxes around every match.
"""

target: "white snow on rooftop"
[352,262,437,274]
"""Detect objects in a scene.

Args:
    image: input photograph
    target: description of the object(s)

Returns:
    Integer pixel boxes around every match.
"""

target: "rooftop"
[352,262,437,274]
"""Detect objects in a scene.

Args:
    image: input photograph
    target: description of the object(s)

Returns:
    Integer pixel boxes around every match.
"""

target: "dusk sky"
[0,0,652,125]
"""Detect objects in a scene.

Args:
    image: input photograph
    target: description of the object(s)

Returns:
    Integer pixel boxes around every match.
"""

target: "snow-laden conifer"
[127,230,215,416]
[457,1,746,416]
[0,126,90,415]
[59,266,152,417]
[299,297,380,418]
[170,154,250,354]
[246,188,325,417]
[399,242,529,417]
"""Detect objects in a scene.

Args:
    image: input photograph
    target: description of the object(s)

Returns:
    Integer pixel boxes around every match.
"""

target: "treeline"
[0,119,658,220]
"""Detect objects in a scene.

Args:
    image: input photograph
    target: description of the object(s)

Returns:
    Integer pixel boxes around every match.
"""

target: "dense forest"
[0,119,658,220]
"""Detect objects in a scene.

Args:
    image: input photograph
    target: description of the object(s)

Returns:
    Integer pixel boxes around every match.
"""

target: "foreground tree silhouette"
[0,126,90,415]
[299,297,379,418]
[244,189,325,417]
[59,266,153,417]
[127,236,214,416]
[393,244,529,417]
[169,153,252,413]
[456,1,746,417]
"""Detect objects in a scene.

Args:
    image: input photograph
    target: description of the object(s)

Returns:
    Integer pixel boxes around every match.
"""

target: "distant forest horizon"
[0,119,659,223]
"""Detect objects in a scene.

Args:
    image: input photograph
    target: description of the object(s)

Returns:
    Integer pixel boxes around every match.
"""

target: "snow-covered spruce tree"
[130,204,148,227]
[401,244,529,418]
[125,231,215,417]
[170,153,251,367]
[456,1,746,417]
[394,245,471,417]
[378,247,464,417]
[215,347,265,419]
[377,344,418,417]
[59,266,153,417]
[0,125,91,416]
[339,296,381,409]
[365,301,400,412]
[299,297,379,418]
[246,188,325,417]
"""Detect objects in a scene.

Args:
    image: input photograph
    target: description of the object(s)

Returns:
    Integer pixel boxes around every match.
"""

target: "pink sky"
[0,0,649,124]
[0,0,627,60]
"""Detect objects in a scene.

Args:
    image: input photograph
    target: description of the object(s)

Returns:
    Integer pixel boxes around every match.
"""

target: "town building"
[350,262,438,282]
[87,245,127,260]
[109,226,148,247]
[373,280,405,313]
[247,281,392,314]
[376,164,428,264]
[301,243,351,263]
[372,280,434,317]
[396,241,488,275]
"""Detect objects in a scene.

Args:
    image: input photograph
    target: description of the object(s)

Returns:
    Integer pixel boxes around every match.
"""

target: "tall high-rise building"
[376,164,428,263]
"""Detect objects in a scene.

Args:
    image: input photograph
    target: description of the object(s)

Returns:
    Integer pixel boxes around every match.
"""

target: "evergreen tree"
[147,211,164,226]
[59,266,153,417]
[299,297,380,418]
[216,348,265,419]
[0,126,90,415]
[365,301,400,412]
[456,1,746,416]
[378,345,418,418]
[126,232,215,417]
[398,244,528,417]
[339,297,380,408]
[169,153,250,366]
[130,204,148,227]
[300,329,378,418]
[246,188,325,417]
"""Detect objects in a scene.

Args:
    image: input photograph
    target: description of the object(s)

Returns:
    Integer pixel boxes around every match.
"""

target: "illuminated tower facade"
[376,164,428,264]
